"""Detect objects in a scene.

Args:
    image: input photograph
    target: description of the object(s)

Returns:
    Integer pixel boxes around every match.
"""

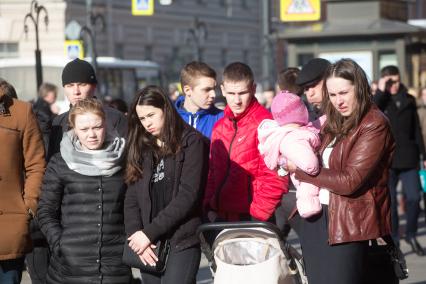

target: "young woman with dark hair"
[287,59,396,284]
[124,85,209,284]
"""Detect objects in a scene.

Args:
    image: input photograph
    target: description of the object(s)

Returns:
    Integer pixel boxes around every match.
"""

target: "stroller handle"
[197,221,289,271]
[197,221,284,240]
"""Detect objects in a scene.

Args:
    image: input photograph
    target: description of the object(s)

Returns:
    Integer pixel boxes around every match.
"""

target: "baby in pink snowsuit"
[258,91,322,218]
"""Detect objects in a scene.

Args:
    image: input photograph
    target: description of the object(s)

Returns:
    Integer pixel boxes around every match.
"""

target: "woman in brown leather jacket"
[288,58,395,284]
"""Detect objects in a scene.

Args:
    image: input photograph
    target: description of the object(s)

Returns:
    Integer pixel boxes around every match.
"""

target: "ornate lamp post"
[24,0,49,90]
[80,0,105,73]
[261,0,273,90]
[187,17,207,61]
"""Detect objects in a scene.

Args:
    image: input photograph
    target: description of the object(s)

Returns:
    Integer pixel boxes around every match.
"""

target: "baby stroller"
[198,221,308,284]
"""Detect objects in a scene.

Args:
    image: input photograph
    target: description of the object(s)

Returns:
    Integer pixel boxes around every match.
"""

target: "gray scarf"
[60,130,126,177]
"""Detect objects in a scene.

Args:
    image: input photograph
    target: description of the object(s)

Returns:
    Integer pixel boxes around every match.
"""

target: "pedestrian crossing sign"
[280,0,321,22]
[132,0,154,16]
[64,40,84,59]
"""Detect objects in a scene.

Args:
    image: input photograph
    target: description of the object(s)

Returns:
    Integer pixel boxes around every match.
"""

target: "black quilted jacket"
[37,153,131,284]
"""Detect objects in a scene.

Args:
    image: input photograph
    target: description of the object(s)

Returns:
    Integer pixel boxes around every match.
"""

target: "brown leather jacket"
[295,106,395,245]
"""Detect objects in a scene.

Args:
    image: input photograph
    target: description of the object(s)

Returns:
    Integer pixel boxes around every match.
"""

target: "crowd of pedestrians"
[0,56,425,284]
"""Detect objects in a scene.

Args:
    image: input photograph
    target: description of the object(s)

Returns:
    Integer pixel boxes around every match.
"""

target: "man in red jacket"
[203,62,288,221]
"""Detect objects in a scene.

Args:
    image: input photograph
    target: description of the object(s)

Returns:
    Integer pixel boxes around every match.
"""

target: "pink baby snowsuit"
[258,119,322,218]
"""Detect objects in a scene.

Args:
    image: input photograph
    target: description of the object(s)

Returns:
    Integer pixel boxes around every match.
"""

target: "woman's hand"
[207,210,218,222]
[285,160,297,173]
[138,244,159,266]
[128,230,151,255]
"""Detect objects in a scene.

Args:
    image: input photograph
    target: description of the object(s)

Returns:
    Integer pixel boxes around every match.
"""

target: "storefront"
[275,1,426,88]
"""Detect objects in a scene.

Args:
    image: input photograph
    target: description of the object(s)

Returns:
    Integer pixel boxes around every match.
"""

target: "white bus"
[0,56,161,111]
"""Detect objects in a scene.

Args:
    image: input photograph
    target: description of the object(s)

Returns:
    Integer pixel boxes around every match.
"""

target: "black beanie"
[62,58,97,86]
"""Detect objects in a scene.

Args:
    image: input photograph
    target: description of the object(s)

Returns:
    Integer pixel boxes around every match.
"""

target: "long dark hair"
[125,85,185,184]
[321,58,372,143]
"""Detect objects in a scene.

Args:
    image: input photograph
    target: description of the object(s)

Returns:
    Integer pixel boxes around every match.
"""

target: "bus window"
[136,67,161,89]
[98,68,122,99]
[0,57,161,105]
[122,69,137,103]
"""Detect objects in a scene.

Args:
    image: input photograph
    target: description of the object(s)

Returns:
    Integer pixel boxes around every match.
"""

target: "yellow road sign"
[280,0,321,22]
[132,0,154,16]
[64,40,84,59]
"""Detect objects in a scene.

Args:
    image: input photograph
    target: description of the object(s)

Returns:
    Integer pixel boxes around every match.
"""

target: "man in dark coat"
[373,65,425,256]
[26,82,58,283]
[32,82,58,153]
[47,58,127,159]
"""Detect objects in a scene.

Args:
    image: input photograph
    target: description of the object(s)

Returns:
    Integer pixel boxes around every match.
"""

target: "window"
[297,53,314,68]
[145,45,153,61]
[243,49,249,64]
[115,43,124,59]
[171,46,180,59]
[0,43,18,58]
[221,48,228,66]
[241,0,248,9]
[379,51,397,71]
[198,48,205,62]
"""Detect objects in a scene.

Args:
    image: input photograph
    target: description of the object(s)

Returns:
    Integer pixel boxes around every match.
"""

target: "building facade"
[0,0,263,101]
[273,0,426,88]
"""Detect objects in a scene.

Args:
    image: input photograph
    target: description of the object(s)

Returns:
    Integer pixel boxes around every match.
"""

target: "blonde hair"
[68,98,105,129]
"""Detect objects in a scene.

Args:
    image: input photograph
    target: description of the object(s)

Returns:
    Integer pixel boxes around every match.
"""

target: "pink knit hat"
[271,91,309,126]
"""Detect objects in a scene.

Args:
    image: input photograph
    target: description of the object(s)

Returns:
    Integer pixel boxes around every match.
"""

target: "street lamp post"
[261,0,273,90]
[81,0,105,73]
[24,0,49,90]
[187,17,207,61]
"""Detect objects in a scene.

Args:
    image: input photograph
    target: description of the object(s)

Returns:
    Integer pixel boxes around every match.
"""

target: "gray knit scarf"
[60,130,126,177]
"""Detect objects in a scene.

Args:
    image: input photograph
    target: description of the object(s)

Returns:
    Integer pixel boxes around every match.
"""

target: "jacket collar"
[393,84,412,111]
[319,105,381,154]
[0,94,12,116]
[223,97,259,122]
[175,95,216,117]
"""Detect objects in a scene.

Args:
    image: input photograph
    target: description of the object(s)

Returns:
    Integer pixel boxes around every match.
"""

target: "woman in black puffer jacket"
[37,98,131,284]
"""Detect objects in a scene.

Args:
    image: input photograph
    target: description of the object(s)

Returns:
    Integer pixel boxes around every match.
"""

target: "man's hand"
[378,77,387,93]
[128,230,151,255]
[378,76,392,93]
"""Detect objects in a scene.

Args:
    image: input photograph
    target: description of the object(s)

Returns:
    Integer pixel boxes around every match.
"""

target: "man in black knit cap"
[26,59,127,284]
[47,58,127,159]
